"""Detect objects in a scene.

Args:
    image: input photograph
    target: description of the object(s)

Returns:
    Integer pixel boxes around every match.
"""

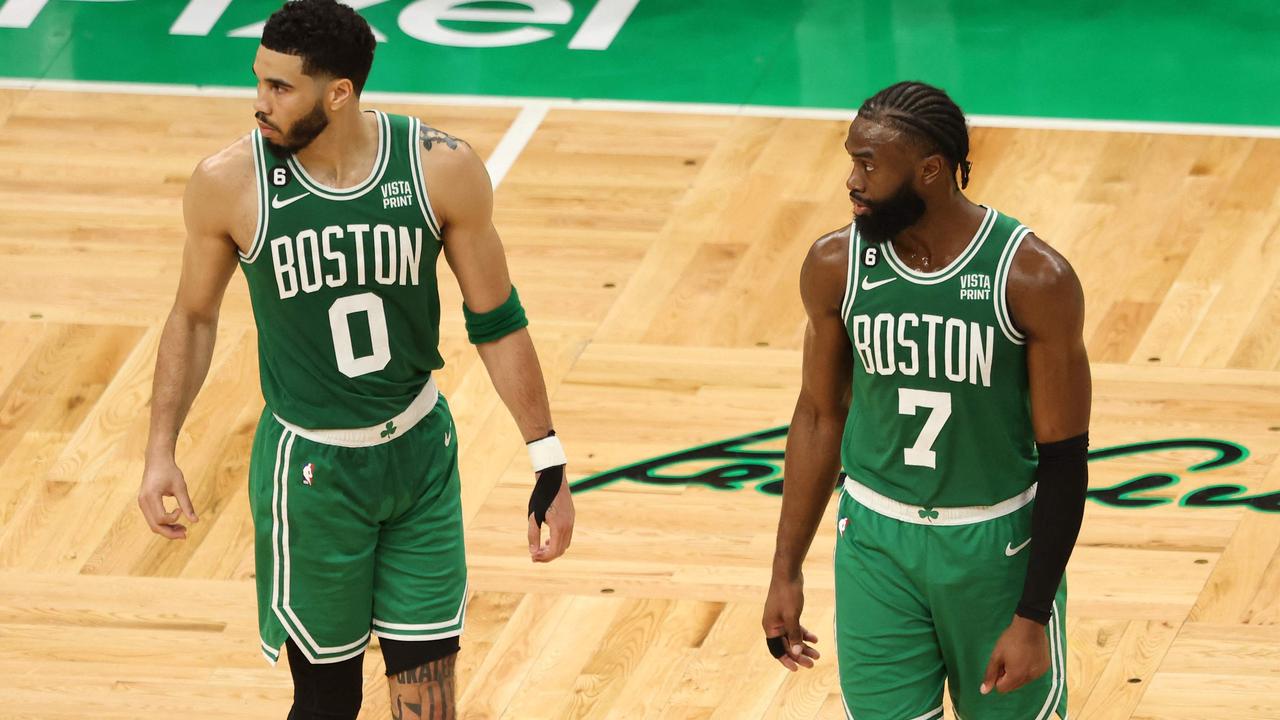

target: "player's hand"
[527,469,574,563]
[137,457,199,540]
[762,573,821,671]
[981,615,1051,694]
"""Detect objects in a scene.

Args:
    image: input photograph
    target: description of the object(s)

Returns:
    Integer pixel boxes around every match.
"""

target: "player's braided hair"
[859,82,973,189]
[262,0,376,95]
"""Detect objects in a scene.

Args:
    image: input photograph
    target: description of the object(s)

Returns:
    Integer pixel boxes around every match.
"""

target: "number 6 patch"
[272,167,290,187]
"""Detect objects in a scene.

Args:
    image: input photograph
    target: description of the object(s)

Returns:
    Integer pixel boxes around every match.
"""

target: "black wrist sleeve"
[1016,433,1089,624]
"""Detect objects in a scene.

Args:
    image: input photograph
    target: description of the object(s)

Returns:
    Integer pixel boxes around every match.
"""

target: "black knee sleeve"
[285,640,364,720]
[380,636,461,677]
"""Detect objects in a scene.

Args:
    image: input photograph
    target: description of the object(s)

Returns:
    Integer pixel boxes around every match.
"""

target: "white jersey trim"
[372,580,468,631]
[995,225,1031,344]
[1033,599,1067,720]
[841,226,860,323]
[240,130,270,263]
[269,428,373,664]
[407,117,443,241]
[286,110,390,201]
[883,206,996,285]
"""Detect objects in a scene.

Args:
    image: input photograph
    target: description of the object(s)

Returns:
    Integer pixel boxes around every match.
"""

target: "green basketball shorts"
[833,476,1068,720]
[247,379,467,665]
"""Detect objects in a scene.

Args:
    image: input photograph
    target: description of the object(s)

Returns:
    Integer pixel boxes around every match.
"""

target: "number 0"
[329,293,391,378]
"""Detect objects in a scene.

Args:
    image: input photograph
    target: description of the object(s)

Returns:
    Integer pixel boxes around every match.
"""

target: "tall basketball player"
[136,2,574,718]
[763,82,1090,720]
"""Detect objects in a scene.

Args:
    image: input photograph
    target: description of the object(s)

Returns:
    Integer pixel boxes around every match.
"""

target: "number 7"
[898,388,952,469]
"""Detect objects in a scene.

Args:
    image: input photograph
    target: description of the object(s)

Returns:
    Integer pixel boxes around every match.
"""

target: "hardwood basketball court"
[0,82,1277,719]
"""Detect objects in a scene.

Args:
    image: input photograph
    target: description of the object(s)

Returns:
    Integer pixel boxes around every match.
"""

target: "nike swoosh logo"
[1005,538,1032,556]
[444,431,451,447]
[271,192,310,209]
[861,275,897,291]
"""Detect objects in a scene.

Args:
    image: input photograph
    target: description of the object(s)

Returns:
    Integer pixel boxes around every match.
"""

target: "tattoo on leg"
[392,698,422,720]
[418,125,466,152]
[389,654,456,720]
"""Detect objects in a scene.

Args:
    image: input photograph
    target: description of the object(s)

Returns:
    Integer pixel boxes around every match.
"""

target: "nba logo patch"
[838,517,848,536]
[301,462,315,486]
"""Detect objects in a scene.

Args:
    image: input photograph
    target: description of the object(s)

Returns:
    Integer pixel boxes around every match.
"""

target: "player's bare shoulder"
[185,134,259,251]
[1006,232,1085,338]
[800,225,853,314]
[414,122,490,228]
[191,134,256,198]
[415,123,482,177]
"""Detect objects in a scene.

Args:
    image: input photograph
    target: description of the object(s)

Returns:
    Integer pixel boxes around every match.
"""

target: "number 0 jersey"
[239,111,444,429]
[840,207,1037,507]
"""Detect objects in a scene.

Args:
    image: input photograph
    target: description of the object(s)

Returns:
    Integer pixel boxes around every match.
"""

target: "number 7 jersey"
[239,111,444,430]
[840,207,1037,507]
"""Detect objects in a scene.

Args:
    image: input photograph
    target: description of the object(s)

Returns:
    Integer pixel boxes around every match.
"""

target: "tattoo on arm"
[419,125,467,152]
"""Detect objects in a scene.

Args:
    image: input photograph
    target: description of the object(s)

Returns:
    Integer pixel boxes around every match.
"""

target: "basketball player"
[135,2,575,718]
[763,82,1090,720]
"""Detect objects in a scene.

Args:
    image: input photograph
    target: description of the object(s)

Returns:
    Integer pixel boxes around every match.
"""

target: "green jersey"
[840,207,1037,507]
[239,111,443,429]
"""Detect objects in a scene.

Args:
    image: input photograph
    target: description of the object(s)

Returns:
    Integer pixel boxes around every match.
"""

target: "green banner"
[1,0,1277,126]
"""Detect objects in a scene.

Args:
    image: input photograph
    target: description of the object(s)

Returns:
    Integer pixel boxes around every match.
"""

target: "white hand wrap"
[527,434,567,472]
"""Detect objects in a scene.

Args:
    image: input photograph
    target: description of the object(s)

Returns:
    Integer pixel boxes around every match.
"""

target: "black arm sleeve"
[1016,433,1089,624]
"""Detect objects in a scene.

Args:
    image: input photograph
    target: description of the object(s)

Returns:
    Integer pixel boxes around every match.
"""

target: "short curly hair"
[261,0,376,95]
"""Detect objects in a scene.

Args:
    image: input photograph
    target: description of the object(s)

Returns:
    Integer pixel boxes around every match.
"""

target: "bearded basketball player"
[764,81,1090,720]
[137,2,575,718]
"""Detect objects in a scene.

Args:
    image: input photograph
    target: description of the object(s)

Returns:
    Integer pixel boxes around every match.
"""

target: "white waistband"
[272,377,439,448]
[841,474,1036,526]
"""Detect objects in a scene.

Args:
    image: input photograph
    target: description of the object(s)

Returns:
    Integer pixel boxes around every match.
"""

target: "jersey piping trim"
[371,581,468,633]
[883,206,996,284]
[995,225,1030,344]
[269,428,372,664]
[285,110,390,201]
[840,226,859,323]
[1033,599,1066,720]
[240,130,270,263]
[407,117,443,241]
[371,627,465,642]
[260,640,280,666]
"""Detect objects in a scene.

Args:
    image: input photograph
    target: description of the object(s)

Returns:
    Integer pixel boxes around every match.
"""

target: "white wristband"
[527,435,567,472]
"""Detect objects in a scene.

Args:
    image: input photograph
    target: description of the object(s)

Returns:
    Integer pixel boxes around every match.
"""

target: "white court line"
[485,102,548,189]
[1,77,1278,139]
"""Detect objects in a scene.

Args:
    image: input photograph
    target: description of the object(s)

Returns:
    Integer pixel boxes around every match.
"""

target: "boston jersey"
[840,207,1037,507]
[239,111,444,429]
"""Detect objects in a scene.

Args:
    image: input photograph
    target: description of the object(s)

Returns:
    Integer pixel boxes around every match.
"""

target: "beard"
[852,180,927,245]
[259,100,330,157]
